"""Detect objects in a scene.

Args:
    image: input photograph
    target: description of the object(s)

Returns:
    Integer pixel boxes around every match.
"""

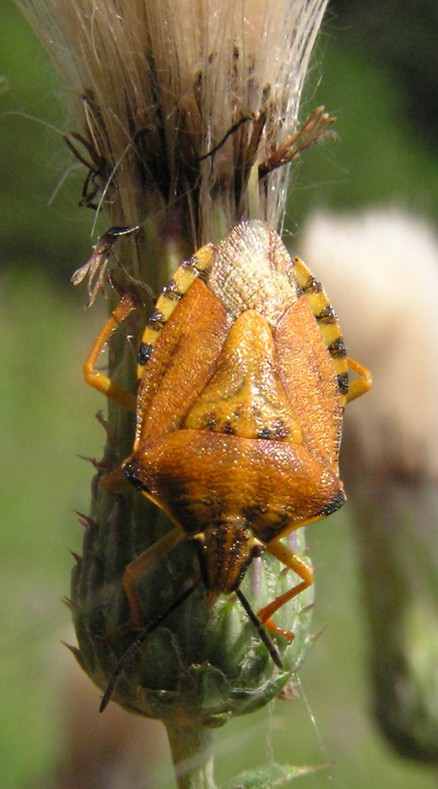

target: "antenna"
[99,583,197,712]
[235,588,283,669]
[100,583,284,713]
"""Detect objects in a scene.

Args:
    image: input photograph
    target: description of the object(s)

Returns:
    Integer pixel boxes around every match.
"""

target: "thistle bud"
[71,499,314,723]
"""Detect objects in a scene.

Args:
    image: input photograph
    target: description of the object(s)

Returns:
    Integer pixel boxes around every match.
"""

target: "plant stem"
[165,722,217,789]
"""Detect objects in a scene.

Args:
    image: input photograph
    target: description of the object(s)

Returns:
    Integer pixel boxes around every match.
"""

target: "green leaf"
[221,761,327,788]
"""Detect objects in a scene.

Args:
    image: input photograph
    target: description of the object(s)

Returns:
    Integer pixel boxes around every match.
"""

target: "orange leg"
[257,537,314,637]
[346,356,372,403]
[83,294,137,412]
[122,526,186,626]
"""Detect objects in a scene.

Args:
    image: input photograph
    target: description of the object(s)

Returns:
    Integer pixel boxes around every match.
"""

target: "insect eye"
[251,542,265,559]
[123,461,145,491]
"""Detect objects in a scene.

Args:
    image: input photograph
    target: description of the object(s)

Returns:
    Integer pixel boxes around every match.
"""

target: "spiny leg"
[136,243,215,375]
[122,525,186,626]
[257,537,314,635]
[83,293,137,412]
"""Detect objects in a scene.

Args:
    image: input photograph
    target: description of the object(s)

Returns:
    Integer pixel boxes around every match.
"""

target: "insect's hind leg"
[84,294,138,412]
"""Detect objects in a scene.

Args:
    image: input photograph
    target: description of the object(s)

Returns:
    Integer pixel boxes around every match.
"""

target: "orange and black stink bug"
[84,220,371,708]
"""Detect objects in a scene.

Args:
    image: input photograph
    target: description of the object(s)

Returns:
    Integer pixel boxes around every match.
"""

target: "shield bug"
[83,219,371,708]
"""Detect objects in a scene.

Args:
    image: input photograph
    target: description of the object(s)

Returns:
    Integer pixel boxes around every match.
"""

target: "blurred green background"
[1,1,437,787]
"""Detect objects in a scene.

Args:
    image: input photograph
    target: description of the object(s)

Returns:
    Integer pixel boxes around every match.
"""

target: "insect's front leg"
[257,536,314,637]
[121,525,187,626]
[83,294,138,412]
